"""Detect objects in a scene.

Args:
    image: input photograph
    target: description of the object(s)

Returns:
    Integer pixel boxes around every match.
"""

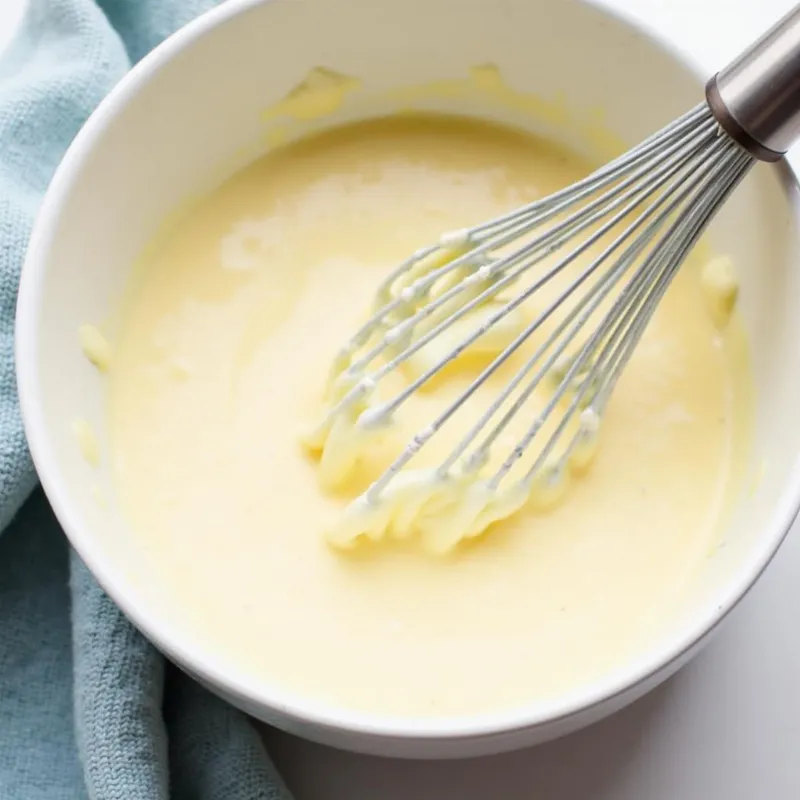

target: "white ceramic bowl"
[15,0,800,759]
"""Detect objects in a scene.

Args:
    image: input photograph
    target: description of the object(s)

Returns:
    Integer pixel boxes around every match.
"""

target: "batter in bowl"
[105,115,751,717]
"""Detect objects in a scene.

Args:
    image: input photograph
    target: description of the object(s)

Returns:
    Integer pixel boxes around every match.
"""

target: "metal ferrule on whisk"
[707,4,800,161]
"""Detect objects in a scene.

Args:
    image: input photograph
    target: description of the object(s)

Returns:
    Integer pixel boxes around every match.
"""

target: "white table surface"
[3,0,800,797]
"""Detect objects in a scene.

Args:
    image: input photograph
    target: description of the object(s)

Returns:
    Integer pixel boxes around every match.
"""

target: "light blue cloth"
[0,2,293,798]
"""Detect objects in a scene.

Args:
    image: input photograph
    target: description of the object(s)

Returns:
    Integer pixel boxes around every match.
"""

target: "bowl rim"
[15,0,800,743]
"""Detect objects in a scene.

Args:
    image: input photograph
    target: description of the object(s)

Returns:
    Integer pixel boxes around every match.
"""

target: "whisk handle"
[707,3,800,161]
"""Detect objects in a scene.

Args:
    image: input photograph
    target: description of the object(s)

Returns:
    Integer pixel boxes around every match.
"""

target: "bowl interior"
[18,0,800,753]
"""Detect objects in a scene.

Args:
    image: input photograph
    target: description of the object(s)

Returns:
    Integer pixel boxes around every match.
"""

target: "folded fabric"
[0,2,292,798]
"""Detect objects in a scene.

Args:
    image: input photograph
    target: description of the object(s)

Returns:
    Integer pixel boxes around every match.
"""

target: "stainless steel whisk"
[318,5,800,529]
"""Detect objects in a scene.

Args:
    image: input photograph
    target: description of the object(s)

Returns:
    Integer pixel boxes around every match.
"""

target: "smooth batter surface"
[107,116,749,717]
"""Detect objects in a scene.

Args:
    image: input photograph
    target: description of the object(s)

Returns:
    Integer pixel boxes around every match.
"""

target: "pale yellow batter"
[105,115,750,718]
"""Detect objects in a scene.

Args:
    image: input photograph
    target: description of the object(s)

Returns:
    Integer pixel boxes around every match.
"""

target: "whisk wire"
[351,118,723,434]
[335,109,720,402]
[491,138,752,491]
[320,102,757,528]
[444,134,743,481]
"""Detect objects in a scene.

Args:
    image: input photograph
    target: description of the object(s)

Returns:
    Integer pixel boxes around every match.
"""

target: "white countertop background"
[3,0,800,797]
